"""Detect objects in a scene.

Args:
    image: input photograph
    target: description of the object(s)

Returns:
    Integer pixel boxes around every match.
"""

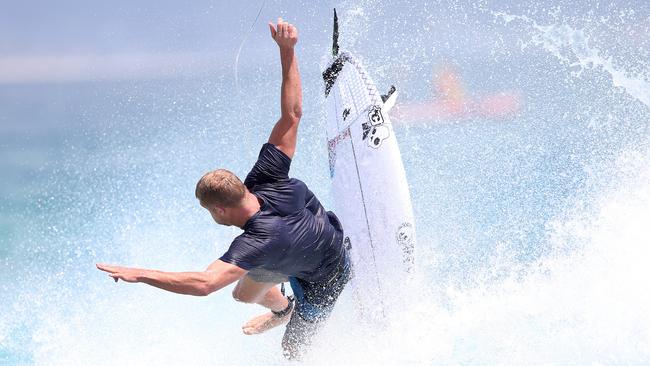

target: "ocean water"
[1,1,649,364]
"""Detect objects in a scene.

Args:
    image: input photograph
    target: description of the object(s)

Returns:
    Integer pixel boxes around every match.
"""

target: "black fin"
[381,85,396,103]
[323,9,345,97]
[332,9,339,57]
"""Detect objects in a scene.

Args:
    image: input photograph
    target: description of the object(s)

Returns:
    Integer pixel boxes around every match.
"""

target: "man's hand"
[269,17,298,49]
[97,263,142,283]
[96,260,247,296]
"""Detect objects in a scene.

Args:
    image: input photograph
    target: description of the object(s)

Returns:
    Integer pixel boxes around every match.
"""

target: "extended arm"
[96,260,247,296]
[267,18,302,159]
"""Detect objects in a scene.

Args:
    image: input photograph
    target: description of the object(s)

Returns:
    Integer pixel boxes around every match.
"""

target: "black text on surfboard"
[362,106,390,148]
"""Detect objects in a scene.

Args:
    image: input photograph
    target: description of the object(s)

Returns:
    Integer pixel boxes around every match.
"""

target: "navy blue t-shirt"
[219,143,345,283]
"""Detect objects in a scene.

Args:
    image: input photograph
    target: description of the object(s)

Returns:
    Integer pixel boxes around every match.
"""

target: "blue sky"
[0,0,646,86]
[0,1,341,82]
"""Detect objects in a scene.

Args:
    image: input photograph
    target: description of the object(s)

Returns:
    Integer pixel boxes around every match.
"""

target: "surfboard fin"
[381,85,396,103]
[332,9,339,57]
[381,85,398,112]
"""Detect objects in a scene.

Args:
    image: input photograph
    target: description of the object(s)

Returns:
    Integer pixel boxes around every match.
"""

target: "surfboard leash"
[234,0,267,95]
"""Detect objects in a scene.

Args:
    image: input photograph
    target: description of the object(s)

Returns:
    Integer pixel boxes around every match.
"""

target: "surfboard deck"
[324,9,416,320]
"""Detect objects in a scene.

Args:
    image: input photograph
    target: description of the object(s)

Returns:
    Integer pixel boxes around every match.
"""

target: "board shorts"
[244,237,352,359]
[246,268,289,284]
[282,245,352,359]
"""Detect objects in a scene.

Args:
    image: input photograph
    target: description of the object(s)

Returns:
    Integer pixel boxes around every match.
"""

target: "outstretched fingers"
[97,264,125,282]
[96,263,118,273]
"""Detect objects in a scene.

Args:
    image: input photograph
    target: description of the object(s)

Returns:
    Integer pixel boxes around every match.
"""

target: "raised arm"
[96,260,247,296]
[267,18,302,159]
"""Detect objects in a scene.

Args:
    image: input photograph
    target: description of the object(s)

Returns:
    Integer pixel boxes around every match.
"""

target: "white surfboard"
[323,10,416,321]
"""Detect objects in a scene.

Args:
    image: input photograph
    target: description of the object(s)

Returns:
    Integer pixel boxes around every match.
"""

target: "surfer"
[96,18,351,359]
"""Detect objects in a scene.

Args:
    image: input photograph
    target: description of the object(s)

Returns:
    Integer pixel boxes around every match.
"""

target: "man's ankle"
[272,295,294,317]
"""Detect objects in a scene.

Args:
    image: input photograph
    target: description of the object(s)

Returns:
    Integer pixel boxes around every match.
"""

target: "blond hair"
[195,169,246,207]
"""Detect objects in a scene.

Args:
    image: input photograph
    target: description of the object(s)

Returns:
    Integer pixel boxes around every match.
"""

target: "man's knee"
[232,286,257,303]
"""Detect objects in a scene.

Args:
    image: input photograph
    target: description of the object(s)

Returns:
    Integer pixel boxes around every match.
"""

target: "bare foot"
[242,308,293,335]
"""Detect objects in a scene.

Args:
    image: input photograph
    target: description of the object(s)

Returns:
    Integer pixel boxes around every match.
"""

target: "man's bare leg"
[232,276,293,335]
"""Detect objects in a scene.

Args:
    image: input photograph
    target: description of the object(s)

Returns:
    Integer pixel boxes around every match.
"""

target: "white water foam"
[300,146,650,365]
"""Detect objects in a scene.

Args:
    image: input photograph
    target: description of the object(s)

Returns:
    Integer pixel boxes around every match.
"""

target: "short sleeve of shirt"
[244,143,291,189]
[219,236,268,270]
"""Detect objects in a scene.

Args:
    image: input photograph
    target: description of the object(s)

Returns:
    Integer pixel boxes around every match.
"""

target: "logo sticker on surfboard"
[362,105,389,149]
[342,107,351,121]
[396,222,415,265]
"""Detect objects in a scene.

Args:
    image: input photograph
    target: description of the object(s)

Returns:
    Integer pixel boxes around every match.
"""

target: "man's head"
[195,169,246,225]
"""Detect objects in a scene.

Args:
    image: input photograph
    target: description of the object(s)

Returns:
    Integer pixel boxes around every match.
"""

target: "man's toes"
[242,324,257,335]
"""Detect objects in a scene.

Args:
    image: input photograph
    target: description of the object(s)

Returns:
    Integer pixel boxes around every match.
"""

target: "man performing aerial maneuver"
[96,18,351,359]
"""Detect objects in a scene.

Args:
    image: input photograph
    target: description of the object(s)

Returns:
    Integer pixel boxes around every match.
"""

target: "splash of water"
[494,11,650,107]
[301,146,650,365]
